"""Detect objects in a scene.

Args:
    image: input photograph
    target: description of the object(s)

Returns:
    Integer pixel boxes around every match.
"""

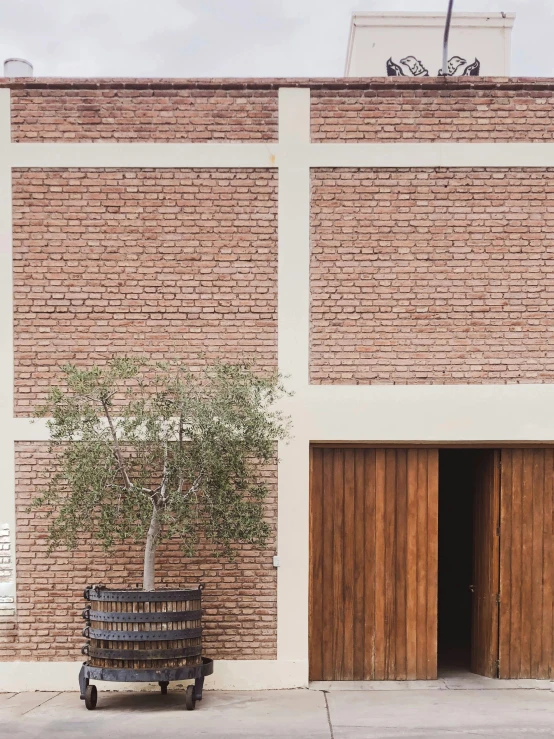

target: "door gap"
[438,449,476,675]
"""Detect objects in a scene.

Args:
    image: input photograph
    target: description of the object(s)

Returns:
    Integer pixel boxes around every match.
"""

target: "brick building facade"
[1,77,554,689]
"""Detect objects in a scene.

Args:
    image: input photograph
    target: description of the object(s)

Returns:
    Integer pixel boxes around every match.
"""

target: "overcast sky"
[0,0,550,78]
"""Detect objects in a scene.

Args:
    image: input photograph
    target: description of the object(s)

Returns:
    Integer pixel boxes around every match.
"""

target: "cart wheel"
[160,681,168,695]
[84,684,97,710]
[185,684,196,711]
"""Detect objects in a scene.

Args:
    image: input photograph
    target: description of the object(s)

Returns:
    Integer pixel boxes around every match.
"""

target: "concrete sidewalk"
[1,685,553,739]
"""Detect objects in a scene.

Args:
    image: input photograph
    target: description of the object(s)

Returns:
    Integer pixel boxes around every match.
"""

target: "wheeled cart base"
[79,657,214,710]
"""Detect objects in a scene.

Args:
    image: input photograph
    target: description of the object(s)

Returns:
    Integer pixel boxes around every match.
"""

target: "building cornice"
[2,77,554,93]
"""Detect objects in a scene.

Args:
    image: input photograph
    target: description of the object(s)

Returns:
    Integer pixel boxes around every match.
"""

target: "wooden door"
[499,449,554,679]
[309,447,439,681]
[471,450,501,677]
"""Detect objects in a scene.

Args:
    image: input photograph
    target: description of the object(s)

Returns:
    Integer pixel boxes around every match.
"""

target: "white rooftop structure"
[345,12,516,78]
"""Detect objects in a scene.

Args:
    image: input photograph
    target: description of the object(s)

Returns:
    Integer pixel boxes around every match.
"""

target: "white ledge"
[10,143,280,169]
[9,142,554,170]
[308,143,554,169]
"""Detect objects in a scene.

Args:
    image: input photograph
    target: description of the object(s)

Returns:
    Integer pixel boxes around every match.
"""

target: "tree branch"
[101,396,133,491]
[176,412,185,494]
[156,442,168,507]
[181,472,203,500]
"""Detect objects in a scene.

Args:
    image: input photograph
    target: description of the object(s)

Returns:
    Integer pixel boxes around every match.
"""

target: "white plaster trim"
[13,382,554,444]
[308,143,554,169]
[287,384,554,443]
[277,89,311,665]
[12,384,554,443]
[0,89,15,610]
[12,417,50,441]
[0,660,308,692]
[11,143,279,169]
[277,89,311,390]
[10,141,554,171]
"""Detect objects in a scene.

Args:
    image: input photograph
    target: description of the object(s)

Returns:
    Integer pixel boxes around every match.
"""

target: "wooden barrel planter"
[82,586,203,670]
[79,585,213,711]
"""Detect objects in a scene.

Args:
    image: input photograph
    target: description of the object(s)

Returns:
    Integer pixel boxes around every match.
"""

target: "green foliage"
[31,359,291,560]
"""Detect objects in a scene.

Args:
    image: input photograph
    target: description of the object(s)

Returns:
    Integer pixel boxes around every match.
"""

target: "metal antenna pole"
[441,0,455,75]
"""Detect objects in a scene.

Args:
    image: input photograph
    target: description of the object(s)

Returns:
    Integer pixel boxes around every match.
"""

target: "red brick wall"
[9,80,554,144]
[3,442,276,662]
[311,88,554,142]
[13,168,277,415]
[9,79,554,662]
[10,88,277,142]
[8,165,278,660]
[311,168,554,384]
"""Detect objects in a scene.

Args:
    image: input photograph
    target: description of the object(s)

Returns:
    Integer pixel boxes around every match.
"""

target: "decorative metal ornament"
[386,55,481,77]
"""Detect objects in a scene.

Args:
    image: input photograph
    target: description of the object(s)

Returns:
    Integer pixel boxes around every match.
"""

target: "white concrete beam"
[277,88,311,673]
[309,142,554,169]
[11,143,279,169]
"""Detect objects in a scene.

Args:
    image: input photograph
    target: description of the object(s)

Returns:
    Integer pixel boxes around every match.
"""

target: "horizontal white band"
[13,383,554,443]
[10,143,279,169]
[308,142,554,169]
[0,659,307,692]
[9,142,554,170]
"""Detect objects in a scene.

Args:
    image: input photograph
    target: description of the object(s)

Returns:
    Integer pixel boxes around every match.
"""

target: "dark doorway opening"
[438,450,478,673]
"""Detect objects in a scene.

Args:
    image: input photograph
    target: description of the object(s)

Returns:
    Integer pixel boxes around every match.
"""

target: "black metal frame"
[86,609,202,623]
[83,626,202,641]
[84,645,202,660]
[84,586,202,602]
[79,657,214,702]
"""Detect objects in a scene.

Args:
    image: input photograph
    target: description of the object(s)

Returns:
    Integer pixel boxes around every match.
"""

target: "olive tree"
[31,358,290,590]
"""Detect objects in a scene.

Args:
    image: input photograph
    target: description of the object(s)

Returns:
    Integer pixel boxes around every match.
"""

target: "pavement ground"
[1,678,553,739]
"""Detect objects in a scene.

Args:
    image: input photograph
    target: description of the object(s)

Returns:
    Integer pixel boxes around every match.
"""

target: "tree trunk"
[143,503,160,591]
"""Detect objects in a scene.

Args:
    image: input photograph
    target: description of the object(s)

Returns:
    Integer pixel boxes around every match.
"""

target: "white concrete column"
[0,88,15,618]
[277,88,311,677]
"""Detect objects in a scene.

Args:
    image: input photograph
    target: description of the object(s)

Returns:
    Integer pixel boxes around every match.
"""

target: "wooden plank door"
[498,449,554,679]
[471,450,501,678]
[309,447,439,681]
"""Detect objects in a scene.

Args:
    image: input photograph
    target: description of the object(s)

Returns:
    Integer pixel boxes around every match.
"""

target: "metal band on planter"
[84,587,203,603]
[86,645,202,661]
[85,627,202,641]
[88,609,202,623]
